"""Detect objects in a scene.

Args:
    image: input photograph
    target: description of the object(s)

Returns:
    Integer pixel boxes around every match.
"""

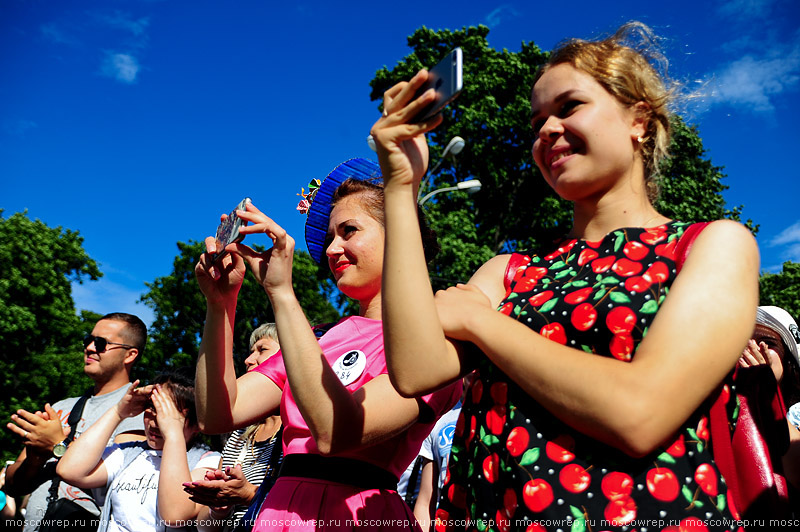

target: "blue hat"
[303,158,382,264]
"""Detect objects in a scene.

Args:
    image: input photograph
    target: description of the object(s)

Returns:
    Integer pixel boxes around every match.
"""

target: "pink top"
[253,316,461,478]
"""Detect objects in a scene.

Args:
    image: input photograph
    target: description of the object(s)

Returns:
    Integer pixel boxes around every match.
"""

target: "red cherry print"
[471,378,483,404]
[643,261,669,284]
[486,404,507,435]
[559,463,591,493]
[571,302,598,331]
[720,383,731,405]
[506,427,530,457]
[609,334,634,361]
[490,382,508,404]
[624,275,652,293]
[623,241,649,261]
[604,496,637,525]
[434,509,450,532]
[515,277,539,293]
[606,306,636,334]
[546,434,576,463]
[525,524,547,532]
[498,488,517,528]
[696,416,709,442]
[447,483,467,509]
[577,248,599,266]
[540,323,567,345]
[524,266,548,280]
[454,411,465,437]
[666,433,686,457]
[591,256,616,273]
[655,239,678,260]
[601,471,634,499]
[646,467,680,501]
[544,240,577,260]
[612,258,643,277]
[564,287,594,305]
[495,510,510,532]
[529,290,554,307]
[640,229,667,245]
[694,463,719,496]
[522,479,554,512]
[499,302,514,315]
[483,453,499,483]
[466,415,477,446]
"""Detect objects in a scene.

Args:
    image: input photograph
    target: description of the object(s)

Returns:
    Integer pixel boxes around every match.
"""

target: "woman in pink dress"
[194,159,461,532]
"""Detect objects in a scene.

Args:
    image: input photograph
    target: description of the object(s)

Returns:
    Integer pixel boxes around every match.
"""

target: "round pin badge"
[332,350,366,386]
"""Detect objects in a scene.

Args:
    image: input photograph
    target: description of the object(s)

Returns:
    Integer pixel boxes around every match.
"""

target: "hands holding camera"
[195,202,295,305]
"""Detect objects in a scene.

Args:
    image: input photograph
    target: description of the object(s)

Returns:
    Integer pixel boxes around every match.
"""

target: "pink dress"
[252,316,462,531]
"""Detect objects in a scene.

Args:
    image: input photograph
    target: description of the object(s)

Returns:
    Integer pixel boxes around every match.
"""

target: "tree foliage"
[138,241,341,382]
[0,211,102,462]
[369,26,757,290]
[759,262,800,319]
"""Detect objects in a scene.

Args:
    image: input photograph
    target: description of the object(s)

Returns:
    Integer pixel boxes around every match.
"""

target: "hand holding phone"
[212,198,250,262]
[410,47,463,123]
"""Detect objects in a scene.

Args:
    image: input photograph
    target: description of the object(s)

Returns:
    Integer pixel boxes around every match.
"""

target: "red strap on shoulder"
[675,222,710,273]
[503,253,528,293]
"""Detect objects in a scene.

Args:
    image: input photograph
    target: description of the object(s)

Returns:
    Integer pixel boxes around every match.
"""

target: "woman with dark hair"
[372,22,759,530]
[194,159,459,532]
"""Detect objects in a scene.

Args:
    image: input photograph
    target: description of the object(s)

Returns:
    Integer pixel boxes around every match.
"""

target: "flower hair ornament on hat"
[757,305,800,369]
[300,158,382,264]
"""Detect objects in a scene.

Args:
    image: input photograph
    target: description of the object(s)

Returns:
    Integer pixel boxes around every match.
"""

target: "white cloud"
[768,220,800,263]
[93,10,150,37]
[484,5,519,27]
[717,0,777,20]
[72,278,154,328]
[40,23,79,46]
[706,43,800,112]
[101,52,140,83]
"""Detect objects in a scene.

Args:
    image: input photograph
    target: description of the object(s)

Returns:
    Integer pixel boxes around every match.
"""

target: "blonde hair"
[535,21,674,202]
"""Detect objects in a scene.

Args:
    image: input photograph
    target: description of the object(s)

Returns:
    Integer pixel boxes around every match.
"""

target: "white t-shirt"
[102,446,220,532]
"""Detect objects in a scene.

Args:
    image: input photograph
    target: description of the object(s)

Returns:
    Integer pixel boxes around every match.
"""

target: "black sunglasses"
[83,335,137,353]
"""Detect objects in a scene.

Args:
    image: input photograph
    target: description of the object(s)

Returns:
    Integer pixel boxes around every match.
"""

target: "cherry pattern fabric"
[437,222,741,532]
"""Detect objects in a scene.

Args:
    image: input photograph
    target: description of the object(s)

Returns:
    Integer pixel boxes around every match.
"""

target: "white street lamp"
[418,179,482,206]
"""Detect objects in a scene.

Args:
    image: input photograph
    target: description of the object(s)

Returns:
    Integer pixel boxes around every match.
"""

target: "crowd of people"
[3,20,799,532]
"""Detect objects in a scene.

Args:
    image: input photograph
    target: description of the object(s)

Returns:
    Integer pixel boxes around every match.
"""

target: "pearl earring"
[637,136,644,143]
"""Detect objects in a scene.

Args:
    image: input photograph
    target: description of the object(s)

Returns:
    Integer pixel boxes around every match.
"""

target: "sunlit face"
[83,320,135,381]
[244,337,280,371]
[142,385,197,450]
[325,194,384,303]
[530,63,641,202]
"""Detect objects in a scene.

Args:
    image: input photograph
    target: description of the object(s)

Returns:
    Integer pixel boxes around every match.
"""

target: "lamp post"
[428,136,465,175]
[418,179,482,206]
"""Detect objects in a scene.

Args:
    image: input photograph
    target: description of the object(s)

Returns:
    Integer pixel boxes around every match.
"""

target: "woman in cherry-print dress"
[371,22,759,532]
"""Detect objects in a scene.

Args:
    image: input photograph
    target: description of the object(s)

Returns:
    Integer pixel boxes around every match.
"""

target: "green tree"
[759,262,800,319]
[0,211,102,462]
[139,241,341,381]
[370,26,753,290]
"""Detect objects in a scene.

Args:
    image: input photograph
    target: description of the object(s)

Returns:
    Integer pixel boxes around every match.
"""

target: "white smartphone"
[410,47,463,123]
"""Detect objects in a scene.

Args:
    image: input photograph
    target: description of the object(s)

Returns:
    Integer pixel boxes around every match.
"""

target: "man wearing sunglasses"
[4,313,147,532]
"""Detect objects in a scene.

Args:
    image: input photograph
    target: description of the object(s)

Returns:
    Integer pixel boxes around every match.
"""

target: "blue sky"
[2,0,799,327]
